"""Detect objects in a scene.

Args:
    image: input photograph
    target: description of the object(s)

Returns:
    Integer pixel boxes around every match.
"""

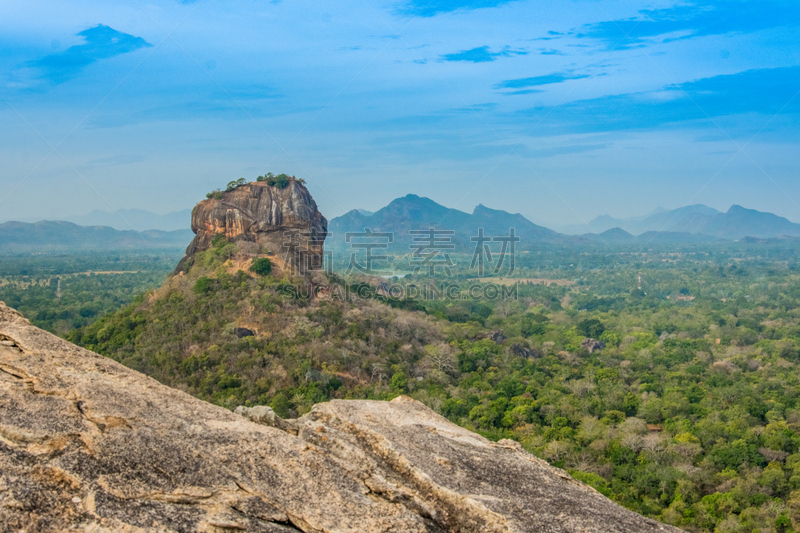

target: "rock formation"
[476,330,507,344]
[176,179,327,274]
[509,342,539,359]
[581,338,606,353]
[0,302,680,532]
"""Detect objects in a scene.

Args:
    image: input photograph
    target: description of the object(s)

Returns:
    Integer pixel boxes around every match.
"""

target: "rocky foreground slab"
[0,302,679,532]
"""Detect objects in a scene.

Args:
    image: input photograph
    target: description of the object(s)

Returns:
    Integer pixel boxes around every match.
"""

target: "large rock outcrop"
[177,180,327,274]
[0,302,680,533]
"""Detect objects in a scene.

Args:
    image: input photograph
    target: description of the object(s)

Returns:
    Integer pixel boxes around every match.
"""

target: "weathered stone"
[234,405,295,434]
[234,327,255,338]
[509,342,540,359]
[0,302,679,532]
[176,180,327,274]
[581,337,606,353]
[477,330,507,344]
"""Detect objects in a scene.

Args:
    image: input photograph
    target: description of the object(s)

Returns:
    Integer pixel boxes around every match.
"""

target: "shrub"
[214,243,237,259]
[257,172,294,189]
[250,258,272,276]
[193,276,216,294]
[569,470,612,498]
[224,178,247,191]
[273,174,290,188]
[577,318,605,338]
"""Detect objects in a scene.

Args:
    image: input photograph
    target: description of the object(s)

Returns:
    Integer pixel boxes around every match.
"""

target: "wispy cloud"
[517,66,800,135]
[449,102,499,113]
[398,0,516,17]
[495,73,589,90]
[501,89,544,96]
[440,45,526,63]
[579,0,800,49]
[528,30,565,42]
[519,143,609,159]
[21,24,152,84]
[79,154,146,169]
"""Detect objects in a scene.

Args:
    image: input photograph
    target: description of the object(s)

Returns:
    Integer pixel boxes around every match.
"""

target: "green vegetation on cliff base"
[67,242,800,533]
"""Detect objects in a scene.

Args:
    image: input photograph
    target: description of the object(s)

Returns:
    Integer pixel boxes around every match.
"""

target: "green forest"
[0,252,178,333]
[6,239,800,532]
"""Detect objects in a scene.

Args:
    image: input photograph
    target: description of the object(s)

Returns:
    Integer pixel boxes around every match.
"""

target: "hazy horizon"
[2,0,799,227]
[5,196,800,235]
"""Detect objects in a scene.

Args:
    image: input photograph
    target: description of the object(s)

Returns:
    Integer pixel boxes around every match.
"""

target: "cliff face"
[0,302,679,533]
[177,180,327,273]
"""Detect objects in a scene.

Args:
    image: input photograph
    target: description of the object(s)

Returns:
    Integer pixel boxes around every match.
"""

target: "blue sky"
[1,0,798,229]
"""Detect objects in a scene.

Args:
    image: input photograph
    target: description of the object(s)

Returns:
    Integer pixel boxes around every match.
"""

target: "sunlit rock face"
[177,179,327,274]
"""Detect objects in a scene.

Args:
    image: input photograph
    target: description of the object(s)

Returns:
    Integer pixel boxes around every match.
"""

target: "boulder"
[477,330,507,344]
[234,405,294,433]
[581,337,606,353]
[509,342,540,359]
[0,302,678,532]
[234,327,255,338]
[176,179,327,274]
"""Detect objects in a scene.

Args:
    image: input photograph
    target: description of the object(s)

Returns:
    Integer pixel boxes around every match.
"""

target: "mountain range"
[4,196,799,252]
[328,194,564,250]
[329,195,800,248]
[0,221,194,252]
[61,208,193,232]
[559,204,800,240]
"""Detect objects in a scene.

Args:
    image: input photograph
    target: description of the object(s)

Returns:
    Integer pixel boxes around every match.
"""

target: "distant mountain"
[589,228,635,242]
[556,207,668,235]
[697,205,800,240]
[563,204,800,240]
[0,221,194,252]
[326,196,800,252]
[630,205,723,234]
[576,228,722,245]
[581,205,721,235]
[327,194,565,250]
[589,215,626,233]
[63,208,192,232]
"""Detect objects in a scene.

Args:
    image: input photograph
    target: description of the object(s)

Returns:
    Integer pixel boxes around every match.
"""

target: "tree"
[577,318,605,338]
[421,343,458,374]
[250,258,272,276]
[225,178,247,191]
[193,276,216,294]
[257,173,293,188]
